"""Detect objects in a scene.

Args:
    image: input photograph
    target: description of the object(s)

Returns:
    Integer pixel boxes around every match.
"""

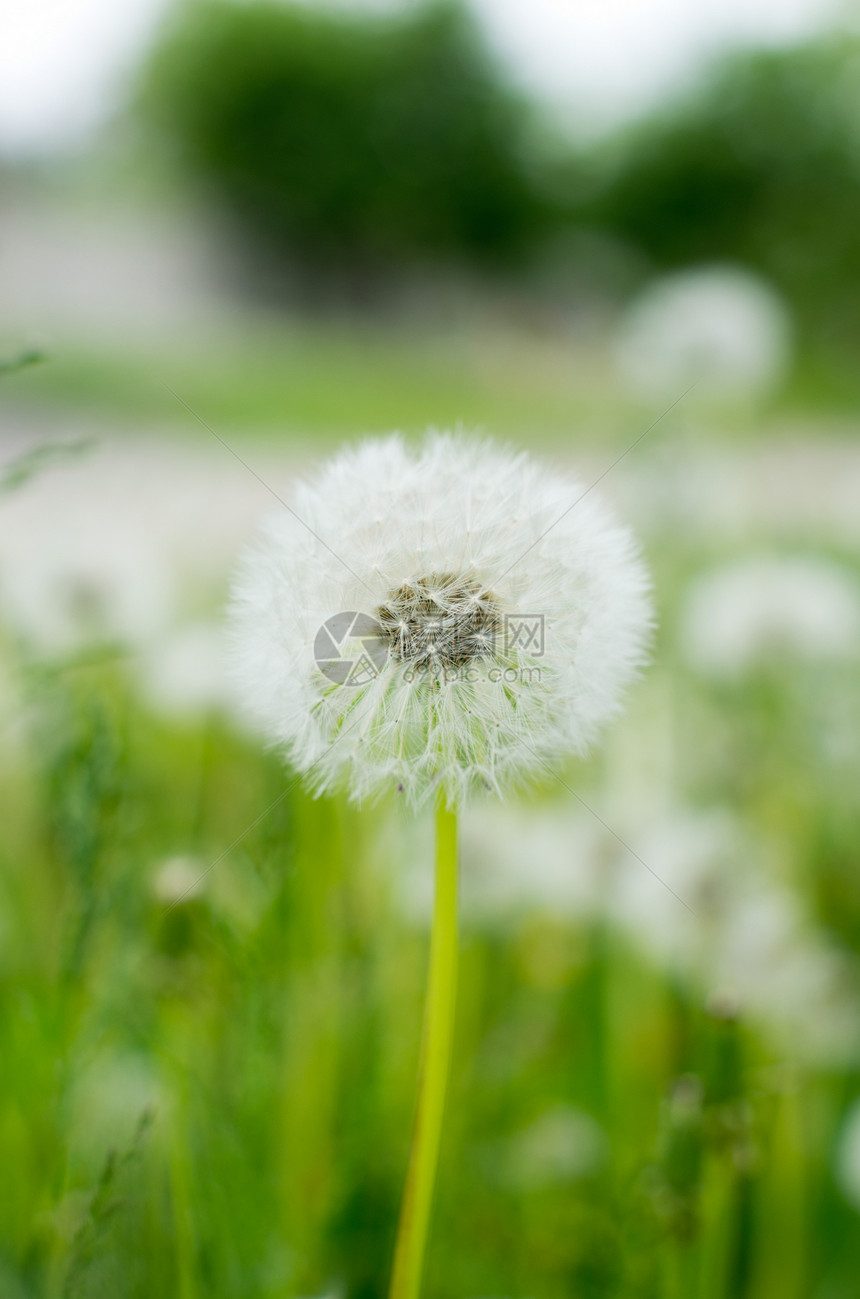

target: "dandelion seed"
[228,430,651,1299]
[229,432,651,808]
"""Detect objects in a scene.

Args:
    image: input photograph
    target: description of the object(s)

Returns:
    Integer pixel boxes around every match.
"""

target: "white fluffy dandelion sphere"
[229,433,651,807]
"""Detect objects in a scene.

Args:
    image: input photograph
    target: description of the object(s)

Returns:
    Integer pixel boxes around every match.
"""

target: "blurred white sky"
[0,0,846,156]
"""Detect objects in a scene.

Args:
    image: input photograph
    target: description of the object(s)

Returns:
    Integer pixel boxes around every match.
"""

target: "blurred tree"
[141,0,557,286]
[586,38,860,381]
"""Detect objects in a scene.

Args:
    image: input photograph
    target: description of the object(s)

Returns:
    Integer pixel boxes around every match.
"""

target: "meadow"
[1,327,859,1299]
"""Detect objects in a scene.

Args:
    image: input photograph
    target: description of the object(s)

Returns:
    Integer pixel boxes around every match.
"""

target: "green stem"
[389,798,459,1299]
[168,1096,197,1299]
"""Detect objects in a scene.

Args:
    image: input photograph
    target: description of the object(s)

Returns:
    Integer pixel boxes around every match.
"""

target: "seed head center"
[377,573,501,669]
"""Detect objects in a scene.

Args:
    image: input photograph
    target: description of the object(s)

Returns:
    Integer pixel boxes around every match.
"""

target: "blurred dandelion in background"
[679,555,860,679]
[613,266,793,400]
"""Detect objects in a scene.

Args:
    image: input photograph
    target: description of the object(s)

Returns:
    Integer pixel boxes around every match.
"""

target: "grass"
[0,320,820,449]
[1,545,859,1297]
[1,334,860,1296]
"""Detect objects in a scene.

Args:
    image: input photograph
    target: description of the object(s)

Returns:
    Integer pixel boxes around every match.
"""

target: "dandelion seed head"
[377,573,501,671]
[229,432,652,807]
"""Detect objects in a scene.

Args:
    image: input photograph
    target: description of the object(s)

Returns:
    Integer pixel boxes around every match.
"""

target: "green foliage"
[2,323,860,1291]
[1,568,860,1296]
[135,12,860,394]
[142,0,554,278]
[62,1114,154,1299]
[588,38,860,370]
[0,348,46,380]
[0,438,94,497]
[12,325,634,440]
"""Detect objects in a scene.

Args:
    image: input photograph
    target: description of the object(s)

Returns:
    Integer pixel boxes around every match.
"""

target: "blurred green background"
[1,2,860,1296]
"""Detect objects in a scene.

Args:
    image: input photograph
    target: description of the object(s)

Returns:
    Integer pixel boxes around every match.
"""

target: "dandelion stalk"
[389,798,459,1299]
[229,431,651,1288]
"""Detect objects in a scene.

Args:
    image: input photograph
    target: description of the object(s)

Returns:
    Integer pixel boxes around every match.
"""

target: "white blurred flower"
[614,265,791,399]
[151,855,206,905]
[608,809,741,970]
[607,808,860,1064]
[0,516,172,655]
[461,802,605,922]
[836,1099,860,1212]
[0,431,287,658]
[397,796,860,1065]
[709,884,859,1066]
[499,1105,607,1189]
[393,801,604,926]
[67,1050,162,1166]
[0,438,174,655]
[229,432,651,808]
[679,556,860,678]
